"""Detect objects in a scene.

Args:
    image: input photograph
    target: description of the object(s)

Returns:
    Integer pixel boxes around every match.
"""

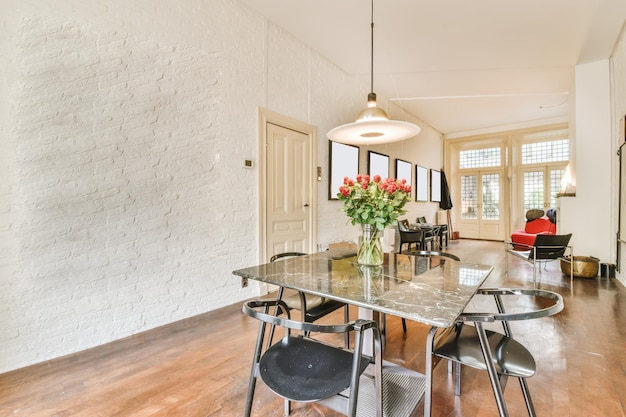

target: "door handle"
[304,204,309,207]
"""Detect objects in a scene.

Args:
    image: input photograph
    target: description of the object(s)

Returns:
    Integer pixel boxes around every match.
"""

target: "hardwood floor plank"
[1,240,624,416]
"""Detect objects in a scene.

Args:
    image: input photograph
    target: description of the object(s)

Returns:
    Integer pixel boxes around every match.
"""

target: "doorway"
[457,169,505,240]
[258,108,317,263]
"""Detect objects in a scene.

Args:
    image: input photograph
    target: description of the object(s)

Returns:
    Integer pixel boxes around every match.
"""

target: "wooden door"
[266,123,312,257]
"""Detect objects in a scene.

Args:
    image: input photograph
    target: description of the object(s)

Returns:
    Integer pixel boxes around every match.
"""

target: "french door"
[457,169,504,240]
[519,165,565,222]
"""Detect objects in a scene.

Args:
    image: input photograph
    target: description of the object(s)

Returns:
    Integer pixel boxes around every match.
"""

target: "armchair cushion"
[511,217,556,250]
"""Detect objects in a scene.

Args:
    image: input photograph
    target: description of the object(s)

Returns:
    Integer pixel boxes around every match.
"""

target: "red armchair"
[511,217,556,249]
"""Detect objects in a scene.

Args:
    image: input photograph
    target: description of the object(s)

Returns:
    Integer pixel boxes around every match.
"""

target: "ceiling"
[238,0,626,136]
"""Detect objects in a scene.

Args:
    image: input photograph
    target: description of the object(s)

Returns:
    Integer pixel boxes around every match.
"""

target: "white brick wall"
[0,0,442,373]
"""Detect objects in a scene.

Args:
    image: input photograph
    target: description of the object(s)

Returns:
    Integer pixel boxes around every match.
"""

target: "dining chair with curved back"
[431,288,564,417]
[268,252,350,347]
[397,220,434,253]
[242,299,382,417]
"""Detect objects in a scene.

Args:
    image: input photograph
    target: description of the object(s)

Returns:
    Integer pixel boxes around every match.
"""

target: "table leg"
[424,326,438,417]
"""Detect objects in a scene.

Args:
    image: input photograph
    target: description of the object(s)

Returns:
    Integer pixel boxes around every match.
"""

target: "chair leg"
[283,398,291,417]
[475,322,509,417]
[344,305,350,348]
[504,243,509,275]
[245,321,268,417]
[267,287,285,350]
[454,361,461,396]
[519,377,537,417]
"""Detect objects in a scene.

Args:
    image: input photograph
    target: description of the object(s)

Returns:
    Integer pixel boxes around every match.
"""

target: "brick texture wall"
[0,0,440,373]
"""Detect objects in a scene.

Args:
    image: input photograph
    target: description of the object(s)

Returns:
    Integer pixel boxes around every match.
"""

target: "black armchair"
[397,219,434,253]
[504,233,573,285]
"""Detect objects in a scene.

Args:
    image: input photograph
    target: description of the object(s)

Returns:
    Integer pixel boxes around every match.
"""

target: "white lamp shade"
[327,118,421,145]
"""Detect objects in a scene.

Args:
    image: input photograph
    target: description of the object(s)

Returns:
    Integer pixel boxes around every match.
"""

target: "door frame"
[257,107,318,264]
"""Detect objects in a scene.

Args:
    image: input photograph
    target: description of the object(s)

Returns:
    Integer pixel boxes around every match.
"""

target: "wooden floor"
[1,240,625,417]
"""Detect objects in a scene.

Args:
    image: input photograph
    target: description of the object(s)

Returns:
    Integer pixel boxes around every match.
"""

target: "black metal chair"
[504,233,573,284]
[269,252,350,347]
[242,299,383,417]
[431,288,564,417]
[416,217,445,249]
[397,220,434,253]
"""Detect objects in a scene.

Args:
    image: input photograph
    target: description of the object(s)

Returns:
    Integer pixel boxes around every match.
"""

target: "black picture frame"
[415,165,428,202]
[329,141,359,200]
[395,159,413,199]
[368,151,389,179]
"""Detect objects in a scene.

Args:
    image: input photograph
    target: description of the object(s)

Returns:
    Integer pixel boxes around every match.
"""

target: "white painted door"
[266,122,312,257]
[519,165,565,223]
[457,169,504,240]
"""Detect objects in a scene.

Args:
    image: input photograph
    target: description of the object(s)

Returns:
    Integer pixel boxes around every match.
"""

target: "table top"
[233,250,493,328]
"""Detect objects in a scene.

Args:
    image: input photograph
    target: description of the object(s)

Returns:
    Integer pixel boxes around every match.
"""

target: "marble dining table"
[233,249,494,417]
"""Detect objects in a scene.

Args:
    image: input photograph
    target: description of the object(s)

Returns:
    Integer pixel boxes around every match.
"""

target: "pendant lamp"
[327,0,420,145]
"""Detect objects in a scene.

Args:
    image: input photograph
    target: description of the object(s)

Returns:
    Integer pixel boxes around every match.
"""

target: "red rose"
[373,175,381,183]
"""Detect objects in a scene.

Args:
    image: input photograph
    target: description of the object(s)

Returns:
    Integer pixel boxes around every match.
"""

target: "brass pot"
[560,256,599,278]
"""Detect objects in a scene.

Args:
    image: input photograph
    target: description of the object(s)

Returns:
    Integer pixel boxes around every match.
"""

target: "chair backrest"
[397,219,411,232]
[459,288,564,322]
[270,252,306,262]
[530,233,572,260]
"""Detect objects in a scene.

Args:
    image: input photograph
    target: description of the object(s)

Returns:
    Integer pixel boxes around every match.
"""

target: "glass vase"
[357,224,384,266]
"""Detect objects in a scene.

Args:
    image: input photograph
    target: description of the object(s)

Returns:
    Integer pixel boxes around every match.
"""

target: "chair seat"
[260,335,371,402]
[282,291,325,310]
[434,324,536,378]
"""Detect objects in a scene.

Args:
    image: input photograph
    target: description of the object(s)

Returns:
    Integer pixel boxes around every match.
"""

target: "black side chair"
[431,288,564,417]
[243,300,382,417]
[269,252,350,347]
[504,233,573,285]
[397,219,434,253]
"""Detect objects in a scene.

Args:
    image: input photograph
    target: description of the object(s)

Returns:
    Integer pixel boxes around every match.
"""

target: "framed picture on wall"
[368,151,390,179]
[395,159,413,199]
[415,165,428,202]
[431,169,441,202]
[329,141,359,200]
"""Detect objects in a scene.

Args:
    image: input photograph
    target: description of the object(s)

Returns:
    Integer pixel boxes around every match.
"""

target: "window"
[521,140,569,165]
[459,147,501,169]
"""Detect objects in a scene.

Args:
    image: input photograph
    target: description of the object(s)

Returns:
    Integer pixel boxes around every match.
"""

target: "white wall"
[610,22,626,286]
[0,0,442,372]
[560,60,613,263]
